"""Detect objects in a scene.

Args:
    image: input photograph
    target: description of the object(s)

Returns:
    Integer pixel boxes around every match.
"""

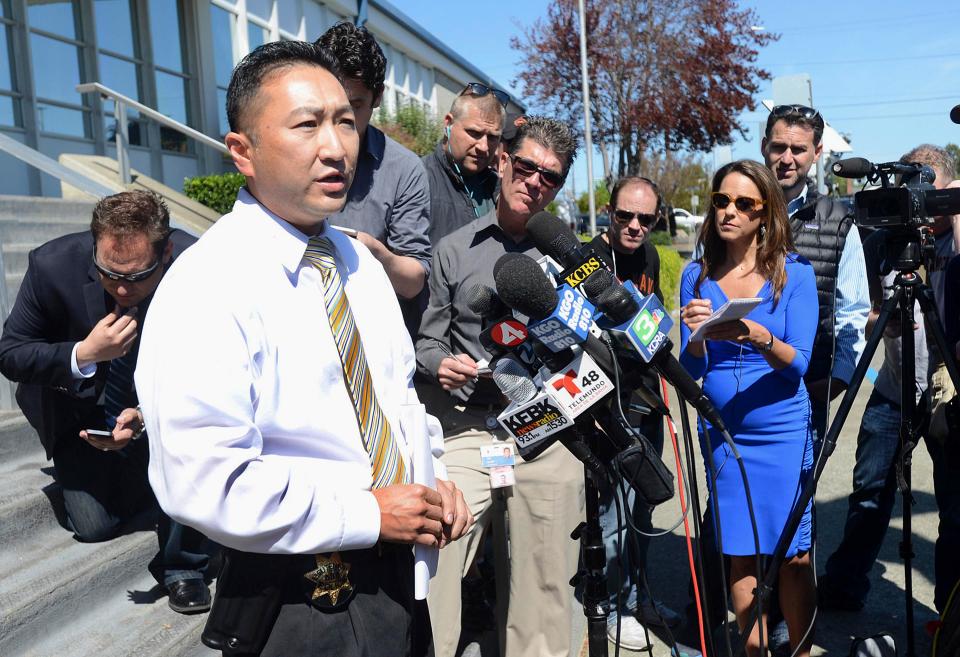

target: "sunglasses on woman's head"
[460,82,509,107]
[711,192,765,213]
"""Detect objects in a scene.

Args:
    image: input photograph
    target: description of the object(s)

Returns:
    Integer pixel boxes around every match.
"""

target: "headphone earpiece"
[445,125,451,140]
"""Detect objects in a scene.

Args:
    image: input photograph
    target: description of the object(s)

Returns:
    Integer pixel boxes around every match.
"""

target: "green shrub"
[649,230,673,247]
[656,245,683,311]
[183,172,245,215]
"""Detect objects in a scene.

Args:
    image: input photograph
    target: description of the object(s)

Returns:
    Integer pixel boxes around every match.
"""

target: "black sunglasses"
[508,154,564,189]
[461,82,509,107]
[612,209,658,227]
[771,104,820,121]
[93,238,168,283]
[711,192,765,213]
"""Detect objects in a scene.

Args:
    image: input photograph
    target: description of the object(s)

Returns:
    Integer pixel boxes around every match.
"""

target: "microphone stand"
[571,424,613,657]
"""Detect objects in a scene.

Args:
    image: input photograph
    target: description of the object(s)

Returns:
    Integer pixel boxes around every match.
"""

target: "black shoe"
[167,578,211,614]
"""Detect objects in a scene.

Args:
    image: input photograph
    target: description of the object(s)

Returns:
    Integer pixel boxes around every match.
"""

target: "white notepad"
[688,297,763,342]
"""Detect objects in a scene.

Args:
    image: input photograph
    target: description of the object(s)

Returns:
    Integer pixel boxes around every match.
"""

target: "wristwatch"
[759,331,775,353]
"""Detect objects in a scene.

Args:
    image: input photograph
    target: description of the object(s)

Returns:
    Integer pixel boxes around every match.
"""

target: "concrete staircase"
[0,196,96,307]
[0,412,218,657]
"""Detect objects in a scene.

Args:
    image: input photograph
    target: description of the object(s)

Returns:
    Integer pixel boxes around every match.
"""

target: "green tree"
[375,102,443,156]
[577,179,611,213]
[947,143,960,177]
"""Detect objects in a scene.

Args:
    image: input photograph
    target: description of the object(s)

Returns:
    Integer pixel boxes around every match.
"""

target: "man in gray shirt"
[417,116,584,657]
[317,23,431,321]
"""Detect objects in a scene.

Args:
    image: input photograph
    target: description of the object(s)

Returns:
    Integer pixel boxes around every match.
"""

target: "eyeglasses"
[711,192,765,213]
[460,82,510,107]
[508,154,564,189]
[612,209,658,227]
[770,104,820,121]
[93,239,168,283]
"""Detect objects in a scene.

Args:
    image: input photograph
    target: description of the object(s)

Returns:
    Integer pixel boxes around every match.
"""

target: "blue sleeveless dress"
[679,255,818,557]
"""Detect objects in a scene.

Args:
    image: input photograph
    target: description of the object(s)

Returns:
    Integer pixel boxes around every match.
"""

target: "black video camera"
[832,157,960,228]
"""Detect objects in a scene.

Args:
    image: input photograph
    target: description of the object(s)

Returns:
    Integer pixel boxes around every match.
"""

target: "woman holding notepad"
[679,159,818,657]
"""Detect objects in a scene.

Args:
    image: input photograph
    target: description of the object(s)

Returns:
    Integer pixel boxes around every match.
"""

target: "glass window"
[98,54,140,101]
[36,102,86,137]
[248,22,266,52]
[94,0,135,57]
[0,24,15,91]
[247,0,272,19]
[155,71,187,124]
[27,0,80,40]
[211,5,235,88]
[148,0,184,72]
[30,33,82,105]
[0,94,18,127]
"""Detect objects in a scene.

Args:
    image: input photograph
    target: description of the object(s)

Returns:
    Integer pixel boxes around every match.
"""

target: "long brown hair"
[695,159,794,304]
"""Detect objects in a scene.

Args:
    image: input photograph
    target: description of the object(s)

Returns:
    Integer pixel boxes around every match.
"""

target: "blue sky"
[392,0,960,197]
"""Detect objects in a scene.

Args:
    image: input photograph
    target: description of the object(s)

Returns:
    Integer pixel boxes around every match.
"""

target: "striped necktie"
[304,235,408,488]
[104,347,137,429]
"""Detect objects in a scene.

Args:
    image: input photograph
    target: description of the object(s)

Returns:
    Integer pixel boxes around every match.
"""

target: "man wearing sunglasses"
[422,82,506,245]
[416,116,584,657]
[317,23,431,338]
[760,103,869,656]
[0,190,212,614]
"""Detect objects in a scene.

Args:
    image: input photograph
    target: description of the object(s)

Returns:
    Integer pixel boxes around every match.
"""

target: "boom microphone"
[831,157,873,179]
[951,104,960,125]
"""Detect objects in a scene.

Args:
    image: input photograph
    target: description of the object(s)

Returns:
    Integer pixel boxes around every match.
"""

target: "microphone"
[493,358,607,477]
[494,253,670,416]
[526,211,612,297]
[494,253,596,353]
[831,157,873,179]
[951,104,960,125]
[466,283,508,317]
[494,348,673,504]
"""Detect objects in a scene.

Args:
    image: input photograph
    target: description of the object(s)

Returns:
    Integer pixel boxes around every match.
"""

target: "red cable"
[661,375,709,657]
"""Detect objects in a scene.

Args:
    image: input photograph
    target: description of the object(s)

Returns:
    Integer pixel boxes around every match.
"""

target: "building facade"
[0,0,521,196]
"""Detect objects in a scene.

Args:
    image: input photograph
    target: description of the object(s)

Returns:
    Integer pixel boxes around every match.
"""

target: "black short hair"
[764,110,825,147]
[507,115,579,179]
[316,22,386,99]
[226,40,341,135]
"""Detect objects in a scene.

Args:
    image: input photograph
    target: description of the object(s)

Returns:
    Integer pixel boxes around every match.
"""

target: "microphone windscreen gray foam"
[492,357,537,404]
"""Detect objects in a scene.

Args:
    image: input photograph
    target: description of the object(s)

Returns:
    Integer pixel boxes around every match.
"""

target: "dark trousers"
[52,432,211,585]
[209,545,433,657]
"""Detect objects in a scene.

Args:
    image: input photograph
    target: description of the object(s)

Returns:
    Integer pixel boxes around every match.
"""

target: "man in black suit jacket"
[0,190,212,614]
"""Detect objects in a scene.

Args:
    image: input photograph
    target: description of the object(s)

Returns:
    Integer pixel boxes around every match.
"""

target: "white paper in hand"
[689,297,763,342]
[399,403,442,600]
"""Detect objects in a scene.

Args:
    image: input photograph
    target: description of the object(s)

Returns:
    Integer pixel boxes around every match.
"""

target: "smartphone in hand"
[84,429,112,437]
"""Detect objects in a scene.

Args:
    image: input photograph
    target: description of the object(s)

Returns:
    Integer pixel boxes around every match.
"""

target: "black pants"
[207,544,433,657]
[52,432,211,585]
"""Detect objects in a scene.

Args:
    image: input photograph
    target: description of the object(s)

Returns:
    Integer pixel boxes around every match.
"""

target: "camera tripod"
[736,228,960,657]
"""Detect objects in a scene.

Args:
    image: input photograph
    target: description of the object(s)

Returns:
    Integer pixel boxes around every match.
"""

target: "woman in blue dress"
[679,159,818,657]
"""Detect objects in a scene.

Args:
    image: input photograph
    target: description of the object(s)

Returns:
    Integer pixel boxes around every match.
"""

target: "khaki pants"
[427,403,585,657]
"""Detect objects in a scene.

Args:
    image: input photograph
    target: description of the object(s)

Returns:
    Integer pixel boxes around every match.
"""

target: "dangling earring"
[759,223,767,242]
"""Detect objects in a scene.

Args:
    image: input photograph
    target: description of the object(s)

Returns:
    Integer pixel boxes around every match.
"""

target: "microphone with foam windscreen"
[951,104,960,125]
[831,157,873,179]
[526,211,613,299]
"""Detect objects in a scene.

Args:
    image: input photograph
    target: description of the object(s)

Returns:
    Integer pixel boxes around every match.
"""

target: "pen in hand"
[437,342,478,383]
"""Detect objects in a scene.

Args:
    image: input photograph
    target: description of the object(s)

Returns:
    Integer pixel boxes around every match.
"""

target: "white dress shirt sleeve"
[832,227,870,384]
[137,285,381,555]
[70,342,97,379]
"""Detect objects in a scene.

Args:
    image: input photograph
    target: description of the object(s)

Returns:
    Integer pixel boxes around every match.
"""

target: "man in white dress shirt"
[135,41,470,657]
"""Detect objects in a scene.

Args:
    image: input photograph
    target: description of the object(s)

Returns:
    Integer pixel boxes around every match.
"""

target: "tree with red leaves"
[511,0,777,177]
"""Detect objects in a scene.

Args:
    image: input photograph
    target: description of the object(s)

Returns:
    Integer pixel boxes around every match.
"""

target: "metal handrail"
[76,82,229,185]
